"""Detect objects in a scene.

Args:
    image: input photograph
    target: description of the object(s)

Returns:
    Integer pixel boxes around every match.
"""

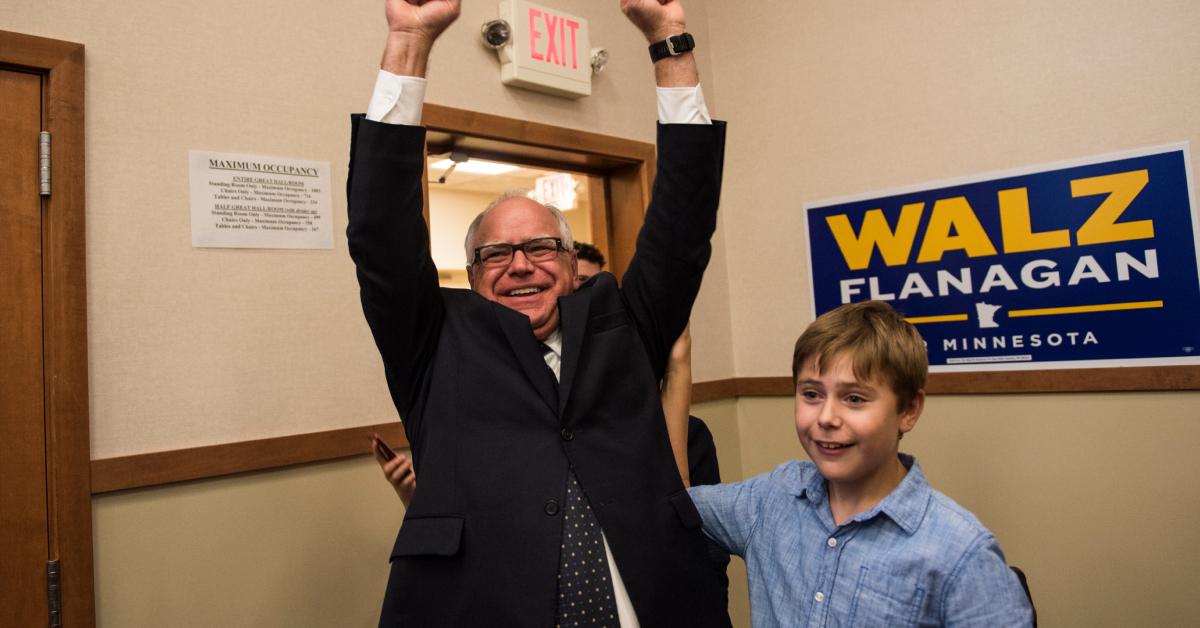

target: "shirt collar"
[540,328,563,381]
[793,453,932,536]
[542,328,562,357]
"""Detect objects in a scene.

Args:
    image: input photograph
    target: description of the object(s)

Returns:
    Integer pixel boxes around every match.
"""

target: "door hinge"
[39,131,51,196]
[47,559,62,628]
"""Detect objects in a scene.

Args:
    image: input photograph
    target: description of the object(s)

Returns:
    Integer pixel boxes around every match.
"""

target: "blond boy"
[687,301,1033,627]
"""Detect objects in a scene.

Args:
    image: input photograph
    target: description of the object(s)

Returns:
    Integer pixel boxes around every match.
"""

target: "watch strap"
[648,32,695,63]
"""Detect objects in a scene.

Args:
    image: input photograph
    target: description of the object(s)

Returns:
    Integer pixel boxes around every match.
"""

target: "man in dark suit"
[348,1,728,625]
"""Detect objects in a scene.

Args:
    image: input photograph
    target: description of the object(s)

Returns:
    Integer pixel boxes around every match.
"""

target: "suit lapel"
[557,290,591,416]
[494,304,559,414]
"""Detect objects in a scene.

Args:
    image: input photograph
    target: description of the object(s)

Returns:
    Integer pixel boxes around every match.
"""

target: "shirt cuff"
[657,85,712,125]
[366,70,427,126]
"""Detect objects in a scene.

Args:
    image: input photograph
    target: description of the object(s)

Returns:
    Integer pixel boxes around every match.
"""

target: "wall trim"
[91,422,408,494]
[91,367,1200,494]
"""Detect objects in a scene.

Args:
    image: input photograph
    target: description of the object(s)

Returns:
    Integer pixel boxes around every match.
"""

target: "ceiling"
[426,157,565,195]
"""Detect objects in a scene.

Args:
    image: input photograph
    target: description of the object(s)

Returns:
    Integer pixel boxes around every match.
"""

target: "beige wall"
[2,0,734,459]
[701,3,1200,626]
[727,392,1200,627]
[706,0,1200,376]
[7,0,1200,626]
[93,457,404,628]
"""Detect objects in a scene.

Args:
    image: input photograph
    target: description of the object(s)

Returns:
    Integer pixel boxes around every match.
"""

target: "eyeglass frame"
[470,236,568,268]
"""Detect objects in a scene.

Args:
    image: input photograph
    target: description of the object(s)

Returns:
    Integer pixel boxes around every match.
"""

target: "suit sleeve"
[621,121,727,379]
[346,114,443,423]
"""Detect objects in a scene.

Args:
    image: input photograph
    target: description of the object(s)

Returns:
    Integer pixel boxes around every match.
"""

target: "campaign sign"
[804,144,1200,371]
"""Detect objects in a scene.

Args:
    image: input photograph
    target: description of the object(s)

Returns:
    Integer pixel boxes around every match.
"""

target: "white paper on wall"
[189,150,333,249]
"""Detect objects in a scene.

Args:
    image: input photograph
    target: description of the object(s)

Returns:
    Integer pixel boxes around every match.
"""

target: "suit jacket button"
[544,499,560,516]
[560,428,574,441]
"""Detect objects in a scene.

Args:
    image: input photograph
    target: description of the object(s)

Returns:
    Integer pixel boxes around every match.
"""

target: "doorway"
[420,104,658,286]
[425,156,602,288]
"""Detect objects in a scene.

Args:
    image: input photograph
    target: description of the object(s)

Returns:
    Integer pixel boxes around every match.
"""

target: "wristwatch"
[648,32,695,63]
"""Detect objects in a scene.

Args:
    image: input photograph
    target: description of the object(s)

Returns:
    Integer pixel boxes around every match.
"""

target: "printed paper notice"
[189,150,333,249]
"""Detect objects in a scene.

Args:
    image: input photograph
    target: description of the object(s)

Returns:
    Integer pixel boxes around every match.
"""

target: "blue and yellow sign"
[804,145,1200,370]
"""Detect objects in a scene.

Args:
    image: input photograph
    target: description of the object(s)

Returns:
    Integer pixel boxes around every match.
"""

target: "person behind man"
[574,241,607,288]
[680,301,1034,627]
[347,0,728,625]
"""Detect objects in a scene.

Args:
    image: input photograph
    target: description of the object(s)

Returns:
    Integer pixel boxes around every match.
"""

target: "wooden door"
[0,66,51,628]
[1,29,94,627]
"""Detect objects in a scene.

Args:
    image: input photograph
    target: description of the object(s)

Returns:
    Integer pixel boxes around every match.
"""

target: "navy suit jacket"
[348,115,729,627]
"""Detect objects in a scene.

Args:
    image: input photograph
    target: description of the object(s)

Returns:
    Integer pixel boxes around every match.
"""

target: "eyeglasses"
[472,237,565,268]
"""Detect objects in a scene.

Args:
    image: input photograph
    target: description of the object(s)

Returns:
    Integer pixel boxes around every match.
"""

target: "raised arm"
[346,1,460,419]
[617,0,726,380]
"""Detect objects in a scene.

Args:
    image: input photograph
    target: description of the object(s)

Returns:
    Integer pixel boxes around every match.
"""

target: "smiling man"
[347,1,729,626]
[463,193,576,340]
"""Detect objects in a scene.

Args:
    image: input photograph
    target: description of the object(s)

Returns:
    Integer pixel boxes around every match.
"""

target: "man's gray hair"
[463,189,575,264]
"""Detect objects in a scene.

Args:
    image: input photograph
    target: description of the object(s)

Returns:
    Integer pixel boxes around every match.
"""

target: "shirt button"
[560,428,574,441]
[814,592,825,603]
[827,537,838,548]
[544,499,560,516]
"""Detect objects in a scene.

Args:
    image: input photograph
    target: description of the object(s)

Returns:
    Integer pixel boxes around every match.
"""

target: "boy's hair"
[792,301,928,411]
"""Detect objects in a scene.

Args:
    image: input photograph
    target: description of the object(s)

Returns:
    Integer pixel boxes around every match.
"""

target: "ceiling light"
[429,159,519,175]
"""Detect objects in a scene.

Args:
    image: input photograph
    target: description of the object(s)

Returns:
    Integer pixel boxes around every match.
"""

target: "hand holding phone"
[370,432,416,506]
[371,433,397,461]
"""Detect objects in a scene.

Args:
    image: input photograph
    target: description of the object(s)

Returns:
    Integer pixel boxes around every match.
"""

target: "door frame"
[1,30,93,626]
[421,103,657,280]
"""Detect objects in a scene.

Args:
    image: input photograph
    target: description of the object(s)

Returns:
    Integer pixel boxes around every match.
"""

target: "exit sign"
[498,0,591,98]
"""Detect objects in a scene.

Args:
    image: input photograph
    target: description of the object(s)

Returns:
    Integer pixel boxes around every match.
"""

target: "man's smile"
[503,286,545,297]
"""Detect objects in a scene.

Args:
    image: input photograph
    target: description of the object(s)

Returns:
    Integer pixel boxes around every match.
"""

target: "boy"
[685,301,1033,627]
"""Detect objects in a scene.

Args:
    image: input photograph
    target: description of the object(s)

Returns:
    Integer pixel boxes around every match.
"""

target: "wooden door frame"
[421,103,657,279]
[1,30,93,626]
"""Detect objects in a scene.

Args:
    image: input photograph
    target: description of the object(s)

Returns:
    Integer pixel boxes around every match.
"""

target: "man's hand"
[381,0,461,77]
[620,0,698,87]
[620,0,687,43]
[386,0,461,41]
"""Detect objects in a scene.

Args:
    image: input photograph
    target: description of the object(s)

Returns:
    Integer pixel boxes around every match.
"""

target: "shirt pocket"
[845,565,925,628]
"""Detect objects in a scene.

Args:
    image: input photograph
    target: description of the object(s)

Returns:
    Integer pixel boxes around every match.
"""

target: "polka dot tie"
[555,473,619,627]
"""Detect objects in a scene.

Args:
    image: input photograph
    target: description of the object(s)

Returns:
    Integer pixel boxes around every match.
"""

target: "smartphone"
[373,434,397,461]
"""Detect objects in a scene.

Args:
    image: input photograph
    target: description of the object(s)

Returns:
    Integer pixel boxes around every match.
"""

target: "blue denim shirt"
[689,455,1033,627]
